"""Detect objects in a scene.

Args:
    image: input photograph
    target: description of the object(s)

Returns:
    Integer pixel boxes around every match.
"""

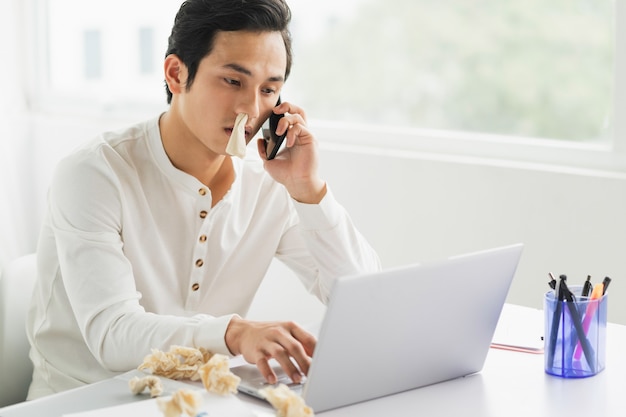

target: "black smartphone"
[262,98,286,160]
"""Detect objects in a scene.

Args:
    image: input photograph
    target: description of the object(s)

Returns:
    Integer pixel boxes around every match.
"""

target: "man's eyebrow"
[222,63,284,82]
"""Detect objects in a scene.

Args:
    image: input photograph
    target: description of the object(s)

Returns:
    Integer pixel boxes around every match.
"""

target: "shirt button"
[198,188,207,196]
[195,259,204,267]
[199,235,207,243]
[199,210,208,219]
[191,283,200,291]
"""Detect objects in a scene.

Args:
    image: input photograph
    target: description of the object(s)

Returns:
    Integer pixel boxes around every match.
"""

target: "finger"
[256,357,277,385]
[289,352,312,379]
[285,124,297,148]
[291,326,317,358]
[277,113,306,136]
[273,350,304,384]
[263,324,311,382]
[275,102,307,124]
[256,138,269,160]
[266,323,314,377]
[283,332,314,376]
[285,123,310,148]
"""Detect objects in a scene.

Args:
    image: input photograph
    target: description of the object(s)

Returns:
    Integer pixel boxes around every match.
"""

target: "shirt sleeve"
[47,145,234,372]
[276,186,382,304]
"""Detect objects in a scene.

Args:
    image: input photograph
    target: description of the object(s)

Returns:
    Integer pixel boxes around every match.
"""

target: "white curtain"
[0,0,33,271]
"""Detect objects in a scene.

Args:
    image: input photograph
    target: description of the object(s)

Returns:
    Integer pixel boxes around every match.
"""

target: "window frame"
[22,0,626,174]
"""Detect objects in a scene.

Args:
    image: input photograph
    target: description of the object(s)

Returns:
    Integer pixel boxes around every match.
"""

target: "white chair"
[0,253,37,407]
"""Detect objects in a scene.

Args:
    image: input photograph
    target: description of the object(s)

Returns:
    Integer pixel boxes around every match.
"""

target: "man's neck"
[158,111,236,205]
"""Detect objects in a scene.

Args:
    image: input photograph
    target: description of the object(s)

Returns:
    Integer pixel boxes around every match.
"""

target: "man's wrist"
[224,315,243,356]
[288,180,327,204]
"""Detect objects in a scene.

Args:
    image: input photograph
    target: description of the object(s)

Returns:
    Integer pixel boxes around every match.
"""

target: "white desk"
[1,304,624,417]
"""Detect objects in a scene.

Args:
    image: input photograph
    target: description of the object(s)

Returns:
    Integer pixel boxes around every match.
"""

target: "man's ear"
[164,54,187,95]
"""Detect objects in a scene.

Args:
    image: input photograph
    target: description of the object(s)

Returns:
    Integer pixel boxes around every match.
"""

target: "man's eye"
[225,78,240,86]
[261,88,276,95]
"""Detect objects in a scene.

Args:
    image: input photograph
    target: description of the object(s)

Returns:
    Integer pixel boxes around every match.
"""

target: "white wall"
[316,144,626,323]
[0,0,28,268]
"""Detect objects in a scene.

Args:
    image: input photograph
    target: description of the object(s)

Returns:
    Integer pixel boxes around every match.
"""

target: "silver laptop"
[232,243,524,412]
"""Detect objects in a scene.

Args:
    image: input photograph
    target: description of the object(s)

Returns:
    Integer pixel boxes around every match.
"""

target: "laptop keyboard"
[261,374,307,388]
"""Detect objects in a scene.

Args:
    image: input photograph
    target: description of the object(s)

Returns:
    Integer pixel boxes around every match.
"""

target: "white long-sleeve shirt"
[26,116,380,399]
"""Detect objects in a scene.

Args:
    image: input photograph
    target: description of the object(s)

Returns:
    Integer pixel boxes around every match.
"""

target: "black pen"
[559,278,596,374]
[602,276,612,295]
[547,277,564,369]
[582,275,592,297]
[548,272,557,290]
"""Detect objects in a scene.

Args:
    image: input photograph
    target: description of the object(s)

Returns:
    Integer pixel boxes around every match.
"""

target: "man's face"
[174,30,287,156]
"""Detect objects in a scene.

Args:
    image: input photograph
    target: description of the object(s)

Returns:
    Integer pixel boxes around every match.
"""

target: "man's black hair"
[164,0,293,104]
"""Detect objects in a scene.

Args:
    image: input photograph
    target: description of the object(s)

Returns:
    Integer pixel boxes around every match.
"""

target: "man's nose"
[235,90,261,120]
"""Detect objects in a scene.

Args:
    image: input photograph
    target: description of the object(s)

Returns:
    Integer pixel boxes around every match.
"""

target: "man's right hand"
[224,316,316,384]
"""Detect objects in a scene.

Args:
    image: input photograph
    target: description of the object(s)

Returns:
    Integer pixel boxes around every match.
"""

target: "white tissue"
[226,113,248,159]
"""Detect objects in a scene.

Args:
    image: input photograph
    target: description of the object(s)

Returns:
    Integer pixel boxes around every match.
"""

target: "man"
[26,0,380,399]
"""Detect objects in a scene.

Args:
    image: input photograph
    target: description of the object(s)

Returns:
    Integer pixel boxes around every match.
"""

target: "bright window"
[33,0,616,146]
[41,0,180,110]
[287,0,614,143]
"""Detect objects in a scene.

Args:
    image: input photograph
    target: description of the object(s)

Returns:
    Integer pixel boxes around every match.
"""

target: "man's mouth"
[225,127,251,139]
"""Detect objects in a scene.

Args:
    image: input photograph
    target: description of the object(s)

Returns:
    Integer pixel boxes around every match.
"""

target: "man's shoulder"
[52,117,159,185]
[64,117,158,163]
[99,117,159,151]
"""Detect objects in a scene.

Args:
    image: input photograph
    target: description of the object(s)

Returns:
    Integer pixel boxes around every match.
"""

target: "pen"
[548,272,557,290]
[573,283,602,360]
[546,277,564,370]
[602,276,611,295]
[582,275,592,297]
[573,281,607,361]
[560,279,596,373]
